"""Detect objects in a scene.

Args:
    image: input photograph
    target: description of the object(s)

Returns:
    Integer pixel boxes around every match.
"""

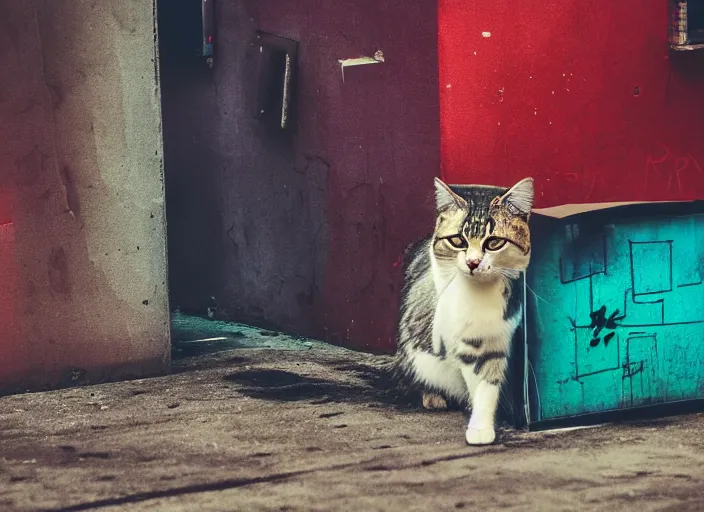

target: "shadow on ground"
[222,362,419,409]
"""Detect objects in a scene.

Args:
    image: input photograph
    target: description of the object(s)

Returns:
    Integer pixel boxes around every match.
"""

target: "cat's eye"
[446,235,467,249]
[484,237,507,251]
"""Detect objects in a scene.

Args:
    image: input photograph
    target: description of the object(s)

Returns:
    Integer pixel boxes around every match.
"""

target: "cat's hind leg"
[407,350,468,408]
[421,392,448,410]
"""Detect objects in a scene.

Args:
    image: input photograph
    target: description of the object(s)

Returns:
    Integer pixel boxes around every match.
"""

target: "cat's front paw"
[465,426,496,445]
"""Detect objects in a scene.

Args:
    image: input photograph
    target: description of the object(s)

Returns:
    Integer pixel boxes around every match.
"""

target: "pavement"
[2,321,704,511]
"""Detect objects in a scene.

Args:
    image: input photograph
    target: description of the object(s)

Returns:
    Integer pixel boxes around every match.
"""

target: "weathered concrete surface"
[1,347,703,512]
[0,1,169,391]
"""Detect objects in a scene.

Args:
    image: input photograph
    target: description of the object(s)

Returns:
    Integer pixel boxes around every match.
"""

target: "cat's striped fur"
[394,177,534,445]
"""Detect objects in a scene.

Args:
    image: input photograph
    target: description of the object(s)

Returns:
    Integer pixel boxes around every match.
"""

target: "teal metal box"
[525,200,704,427]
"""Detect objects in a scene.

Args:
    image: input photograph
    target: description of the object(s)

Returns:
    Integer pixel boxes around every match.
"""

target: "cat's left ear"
[434,177,467,212]
[500,177,534,216]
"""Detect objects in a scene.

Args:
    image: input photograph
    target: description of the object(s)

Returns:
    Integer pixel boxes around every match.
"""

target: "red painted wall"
[439,0,704,207]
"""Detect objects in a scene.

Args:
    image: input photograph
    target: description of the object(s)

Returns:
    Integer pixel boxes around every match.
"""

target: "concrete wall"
[160,0,440,352]
[0,1,170,392]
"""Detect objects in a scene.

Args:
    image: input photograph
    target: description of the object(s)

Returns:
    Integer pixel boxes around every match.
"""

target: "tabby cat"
[394,177,534,445]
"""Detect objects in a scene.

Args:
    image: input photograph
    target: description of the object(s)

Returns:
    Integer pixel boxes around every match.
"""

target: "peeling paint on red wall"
[439,0,704,207]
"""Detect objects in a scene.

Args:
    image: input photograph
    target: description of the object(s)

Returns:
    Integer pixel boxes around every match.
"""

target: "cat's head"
[431,177,534,281]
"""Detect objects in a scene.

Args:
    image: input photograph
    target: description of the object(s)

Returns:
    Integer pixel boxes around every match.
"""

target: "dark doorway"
[156,0,441,356]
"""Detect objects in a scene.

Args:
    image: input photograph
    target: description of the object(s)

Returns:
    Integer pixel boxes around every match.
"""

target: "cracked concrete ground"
[2,339,704,512]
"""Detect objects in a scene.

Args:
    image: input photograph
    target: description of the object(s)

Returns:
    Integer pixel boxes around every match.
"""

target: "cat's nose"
[467,259,481,270]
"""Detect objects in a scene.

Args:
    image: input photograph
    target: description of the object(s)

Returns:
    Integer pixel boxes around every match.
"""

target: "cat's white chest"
[433,278,508,348]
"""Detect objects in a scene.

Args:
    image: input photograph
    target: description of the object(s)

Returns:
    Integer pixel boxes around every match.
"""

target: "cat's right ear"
[434,177,466,212]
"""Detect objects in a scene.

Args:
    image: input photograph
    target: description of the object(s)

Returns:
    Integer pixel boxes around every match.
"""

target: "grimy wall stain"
[0,1,170,391]
[160,0,440,352]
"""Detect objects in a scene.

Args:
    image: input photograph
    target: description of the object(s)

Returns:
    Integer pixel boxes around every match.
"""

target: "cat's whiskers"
[435,267,461,302]
[494,266,521,280]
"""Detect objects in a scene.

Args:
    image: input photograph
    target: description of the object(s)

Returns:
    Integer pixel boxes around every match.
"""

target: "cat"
[393,176,534,445]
